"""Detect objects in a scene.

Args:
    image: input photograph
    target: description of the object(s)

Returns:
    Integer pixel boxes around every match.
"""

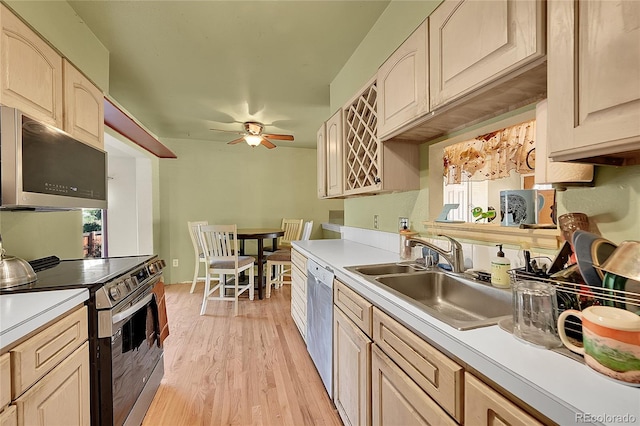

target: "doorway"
[104,132,154,256]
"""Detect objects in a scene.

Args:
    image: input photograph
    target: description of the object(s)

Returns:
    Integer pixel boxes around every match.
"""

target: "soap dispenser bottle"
[491,244,511,288]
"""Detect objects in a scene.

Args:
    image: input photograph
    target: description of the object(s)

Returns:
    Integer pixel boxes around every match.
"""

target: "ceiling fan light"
[244,135,262,146]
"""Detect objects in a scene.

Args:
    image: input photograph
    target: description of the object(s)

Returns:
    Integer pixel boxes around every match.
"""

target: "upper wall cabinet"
[377,20,429,140]
[317,123,327,199]
[429,0,545,110]
[0,4,63,128]
[326,109,344,197]
[547,0,640,166]
[0,5,105,149]
[343,77,419,196]
[63,60,104,149]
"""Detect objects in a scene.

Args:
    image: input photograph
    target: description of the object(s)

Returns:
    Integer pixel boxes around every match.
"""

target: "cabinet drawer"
[291,264,307,298]
[0,353,9,408]
[334,279,372,338]
[15,342,90,426]
[291,249,307,273]
[11,306,87,398]
[0,405,17,426]
[465,373,542,426]
[372,344,456,426]
[372,308,463,422]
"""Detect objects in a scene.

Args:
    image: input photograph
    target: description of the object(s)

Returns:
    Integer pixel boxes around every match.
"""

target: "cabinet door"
[15,342,90,426]
[333,307,371,426]
[0,405,17,426]
[465,373,542,426]
[429,0,544,109]
[371,344,456,426]
[0,354,9,409]
[291,262,307,340]
[372,308,463,422]
[377,20,428,140]
[326,109,343,197]
[548,0,640,164]
[317,123,327,199]
[0,4,63,127]
[63,60,104,149]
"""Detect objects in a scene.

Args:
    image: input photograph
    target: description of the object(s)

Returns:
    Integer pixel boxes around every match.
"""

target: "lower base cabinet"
[15,342,90,426]
[372,344,456,426]
[0,406,16,426]
[333,307,371,426]
[465,373,542,426]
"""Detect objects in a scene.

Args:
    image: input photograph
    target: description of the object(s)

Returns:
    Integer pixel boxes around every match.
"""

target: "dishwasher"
[306,258,335,398]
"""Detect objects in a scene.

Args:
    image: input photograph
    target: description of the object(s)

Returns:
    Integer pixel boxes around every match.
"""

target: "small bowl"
[597,241,640,281]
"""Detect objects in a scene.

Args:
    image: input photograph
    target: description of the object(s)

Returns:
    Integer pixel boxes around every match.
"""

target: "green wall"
[158,139,343,283]
[332,0,640,245]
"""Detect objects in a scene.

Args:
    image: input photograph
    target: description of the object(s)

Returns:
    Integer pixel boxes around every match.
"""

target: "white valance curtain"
[443,120,536,184]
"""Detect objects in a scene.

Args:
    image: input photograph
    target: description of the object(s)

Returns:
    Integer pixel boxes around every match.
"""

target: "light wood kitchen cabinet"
[317,123,327,199]
[334,279,373,337]
[0,354,9,409]
[10,306,88,398]
[465,373,542,426]
[63,59,105,149]
[290,248,307,340]
[14,342,90,426]
[333,307,371,426]
[373,307,463,423]
[343,76,420,196]
[371,344,456,426]
[0,406,17,426]
[429,0,545,110]
[377,20,428,140]
[547,0,640,166]
[0,3,63,128]
[326,109,344,197]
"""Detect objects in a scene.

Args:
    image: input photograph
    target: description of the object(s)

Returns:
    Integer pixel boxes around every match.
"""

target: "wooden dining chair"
[279,218,304,249]
[266,220,313,298]
[198,224,255,316]
[187,221,208,294]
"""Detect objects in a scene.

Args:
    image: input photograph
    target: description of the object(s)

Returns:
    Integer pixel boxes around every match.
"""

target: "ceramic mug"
[557,306,640,385]
[500,189,537,226]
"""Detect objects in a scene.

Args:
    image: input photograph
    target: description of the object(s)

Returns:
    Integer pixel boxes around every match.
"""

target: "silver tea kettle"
[0,235,36,289]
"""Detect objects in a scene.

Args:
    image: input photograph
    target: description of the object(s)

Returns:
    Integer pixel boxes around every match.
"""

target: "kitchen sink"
[351,263,427,276]
[346,264,512,330]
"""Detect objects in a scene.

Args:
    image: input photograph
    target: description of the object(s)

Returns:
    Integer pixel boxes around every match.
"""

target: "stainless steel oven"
[1,255,166,426]
[96,262,165,426]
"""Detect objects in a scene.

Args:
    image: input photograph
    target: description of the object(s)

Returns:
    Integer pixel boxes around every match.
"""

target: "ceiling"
[67,1,391,149]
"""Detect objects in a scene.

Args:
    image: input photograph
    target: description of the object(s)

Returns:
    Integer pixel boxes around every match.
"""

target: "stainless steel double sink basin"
[346,262,512,330]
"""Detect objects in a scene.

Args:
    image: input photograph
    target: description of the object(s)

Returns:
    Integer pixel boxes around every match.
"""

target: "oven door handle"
[112,293,154,324]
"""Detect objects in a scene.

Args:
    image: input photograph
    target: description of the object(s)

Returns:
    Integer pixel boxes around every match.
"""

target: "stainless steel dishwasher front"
[306,258,334,399]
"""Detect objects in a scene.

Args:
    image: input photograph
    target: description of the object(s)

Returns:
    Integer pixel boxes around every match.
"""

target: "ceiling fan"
[210,121,294,149]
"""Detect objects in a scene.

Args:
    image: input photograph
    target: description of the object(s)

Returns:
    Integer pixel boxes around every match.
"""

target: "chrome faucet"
[407,235,465,273]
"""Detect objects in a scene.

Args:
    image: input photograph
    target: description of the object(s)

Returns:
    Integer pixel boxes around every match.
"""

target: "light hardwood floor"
[142,282,342,426]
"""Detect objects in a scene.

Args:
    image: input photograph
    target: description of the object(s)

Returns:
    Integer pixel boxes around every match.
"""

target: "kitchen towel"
[152,279,170,347]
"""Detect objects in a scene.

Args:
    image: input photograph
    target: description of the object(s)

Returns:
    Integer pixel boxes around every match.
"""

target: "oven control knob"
[130,277,138,288]
[149,264,156,274]
[109,285,121,301]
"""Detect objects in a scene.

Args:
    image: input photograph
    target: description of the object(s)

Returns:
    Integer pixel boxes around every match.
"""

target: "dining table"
[237,228,285,300]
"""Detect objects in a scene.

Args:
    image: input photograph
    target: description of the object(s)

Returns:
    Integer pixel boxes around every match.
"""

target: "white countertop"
[0,288,89,351]
[294,239,640,426]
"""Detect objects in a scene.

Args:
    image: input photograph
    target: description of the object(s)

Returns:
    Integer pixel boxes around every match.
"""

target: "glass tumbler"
[558,212,589,243]
[512,280,562,348]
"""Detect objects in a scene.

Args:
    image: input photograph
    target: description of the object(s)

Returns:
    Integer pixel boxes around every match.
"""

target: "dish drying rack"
[508,269,640,341]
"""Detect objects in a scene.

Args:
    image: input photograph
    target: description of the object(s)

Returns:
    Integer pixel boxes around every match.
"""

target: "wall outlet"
[399,217,409,229]
[374,214,379,229]
[172,259,179,267]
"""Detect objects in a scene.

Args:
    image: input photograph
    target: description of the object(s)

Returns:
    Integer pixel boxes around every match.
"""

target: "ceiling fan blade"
[210,128,244,135]
[263,133,294,141]
[227,137,246,145]
[261,138,277,149]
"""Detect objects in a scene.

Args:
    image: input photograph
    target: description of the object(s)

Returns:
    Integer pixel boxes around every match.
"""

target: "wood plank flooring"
[142,282,342,426]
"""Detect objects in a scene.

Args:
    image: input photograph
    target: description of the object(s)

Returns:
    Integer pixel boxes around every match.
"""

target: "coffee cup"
[557,306,640,385]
